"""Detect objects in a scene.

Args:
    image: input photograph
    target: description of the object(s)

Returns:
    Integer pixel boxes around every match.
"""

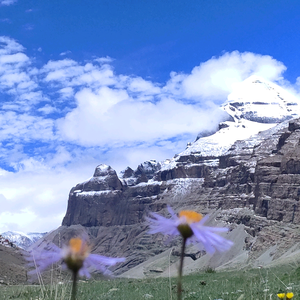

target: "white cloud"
[76,65,116,86]
[0,0,17,6]
[128,77,161,95]
[60,50,72,56]
[38,104,57,115]
[0,52,29,65]
[0,37,41,109]
[0,36,25,55]
[42,59,117,88]
[1,72,30,87]
[165,51,286,102]
[43,59,83,82]
[0,111,55,142]
[59,86,74,98]
[0,162,93,232]
[0,210,37,232]
[94,56,114,64]
[58,88,226,146]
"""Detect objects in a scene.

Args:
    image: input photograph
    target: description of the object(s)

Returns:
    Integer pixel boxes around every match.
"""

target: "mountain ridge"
[29,76,300,277]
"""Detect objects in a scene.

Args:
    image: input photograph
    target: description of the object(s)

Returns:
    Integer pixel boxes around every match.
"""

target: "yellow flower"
[177,210,203,238]
[277,293,285,299]
[286,292,294,299]
[63,238,90,272]
[178,210,203,223]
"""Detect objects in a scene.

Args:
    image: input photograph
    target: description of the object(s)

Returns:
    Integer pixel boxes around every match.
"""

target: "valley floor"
[1,265,300,300]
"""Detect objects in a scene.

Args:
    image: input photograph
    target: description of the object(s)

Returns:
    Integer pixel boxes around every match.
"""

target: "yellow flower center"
[286,292,294,299]
[177,210,202,239]
[69,238,84,253]
[277,293,285,299]
[179,210,202,224]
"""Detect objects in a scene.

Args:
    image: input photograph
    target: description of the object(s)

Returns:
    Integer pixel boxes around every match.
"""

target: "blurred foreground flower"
[147,206,233,254]
[147,206,233,300]
[27,237,125,300]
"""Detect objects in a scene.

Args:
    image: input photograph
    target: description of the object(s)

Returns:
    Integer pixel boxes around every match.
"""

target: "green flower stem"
[71,270,78,300]
[178,237,187,300]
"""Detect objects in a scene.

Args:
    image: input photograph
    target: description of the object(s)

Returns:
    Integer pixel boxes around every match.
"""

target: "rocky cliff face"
[34,76,300,277]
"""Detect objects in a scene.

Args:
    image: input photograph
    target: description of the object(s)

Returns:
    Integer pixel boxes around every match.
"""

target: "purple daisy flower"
[27,237,125,278]
[147,206,233,254]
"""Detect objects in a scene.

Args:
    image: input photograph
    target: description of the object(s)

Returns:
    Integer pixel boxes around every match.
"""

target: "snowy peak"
[1,231,46,249]
[178,76,300,159]
[223,75,300,123]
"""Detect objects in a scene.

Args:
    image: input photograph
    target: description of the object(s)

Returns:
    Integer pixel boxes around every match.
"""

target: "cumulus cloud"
[0,162,93,232]
[58,91,226,146]
[0,37,41,110]
[59,86,74,98]
[94,56,114,64]
[41,59,116,89]
[0,36,24,54]
[0,111,55,142]
[165,51,286,102]
[38,104,57,115]
[127,77,161,95]
[0,0,17,6]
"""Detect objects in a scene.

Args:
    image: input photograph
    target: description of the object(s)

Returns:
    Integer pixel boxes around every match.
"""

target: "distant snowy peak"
[223,75,300,123]
[177,75,300,160]
[1,231,46,249]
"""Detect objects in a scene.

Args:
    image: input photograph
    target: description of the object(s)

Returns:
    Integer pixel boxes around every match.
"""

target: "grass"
[1,266,300,299]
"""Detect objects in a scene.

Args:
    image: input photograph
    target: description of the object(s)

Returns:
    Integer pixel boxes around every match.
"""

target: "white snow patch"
[77,190,119,196]
[135,180,162,187]
[96,164,110,171]
[165,178,205,197]
[180,119,276,157]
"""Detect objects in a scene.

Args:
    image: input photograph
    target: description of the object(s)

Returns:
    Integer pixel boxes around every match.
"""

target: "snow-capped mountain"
[51,75,300,276]
[1,231,46,249]
[224,75,300,123]
[161,75,300,168]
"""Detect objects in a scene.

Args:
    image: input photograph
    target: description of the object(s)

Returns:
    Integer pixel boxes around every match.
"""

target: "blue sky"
[1,0,300,233]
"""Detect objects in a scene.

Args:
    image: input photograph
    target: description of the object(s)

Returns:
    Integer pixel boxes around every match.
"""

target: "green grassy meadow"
[1,266,300,300]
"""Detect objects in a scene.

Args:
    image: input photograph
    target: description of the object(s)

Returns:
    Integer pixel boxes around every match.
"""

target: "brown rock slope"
[0,244,27,285]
